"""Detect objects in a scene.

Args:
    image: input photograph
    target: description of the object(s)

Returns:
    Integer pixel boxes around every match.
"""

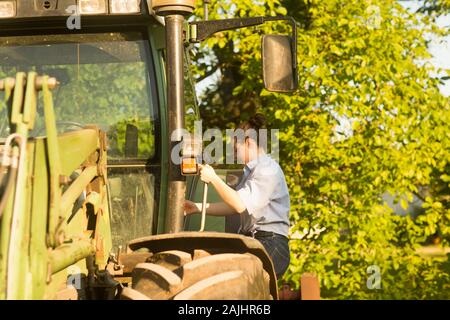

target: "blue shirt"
[235,154,290,237]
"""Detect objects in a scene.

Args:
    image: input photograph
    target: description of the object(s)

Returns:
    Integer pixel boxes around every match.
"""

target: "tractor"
[0,0,302,300]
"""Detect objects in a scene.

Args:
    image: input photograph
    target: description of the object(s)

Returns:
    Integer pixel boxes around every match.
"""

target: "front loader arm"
[0,72,114,299]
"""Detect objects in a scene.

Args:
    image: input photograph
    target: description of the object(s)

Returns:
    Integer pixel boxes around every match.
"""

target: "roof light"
[78,0,107,14]
[0,1,16,18]
[110,0,141,14]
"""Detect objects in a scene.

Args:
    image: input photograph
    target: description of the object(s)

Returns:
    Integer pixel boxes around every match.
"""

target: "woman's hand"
[199,164,218,184]
[184,200,200,215]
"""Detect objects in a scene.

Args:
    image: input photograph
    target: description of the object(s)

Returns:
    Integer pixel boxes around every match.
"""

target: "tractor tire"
[122,250,272,300]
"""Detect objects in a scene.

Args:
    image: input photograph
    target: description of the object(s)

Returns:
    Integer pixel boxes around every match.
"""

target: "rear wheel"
[121,250,271,300]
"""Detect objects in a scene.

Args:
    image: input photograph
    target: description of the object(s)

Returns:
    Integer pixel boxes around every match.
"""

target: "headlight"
[110,0,141,14]
[0,0,16,18]
[78,0,108,14]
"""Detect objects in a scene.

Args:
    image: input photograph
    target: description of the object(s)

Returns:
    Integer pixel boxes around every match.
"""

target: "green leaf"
[400,199,408,210]
[330,45,343,56]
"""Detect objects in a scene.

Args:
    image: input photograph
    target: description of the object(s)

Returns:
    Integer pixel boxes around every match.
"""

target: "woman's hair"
[239,113,267,131]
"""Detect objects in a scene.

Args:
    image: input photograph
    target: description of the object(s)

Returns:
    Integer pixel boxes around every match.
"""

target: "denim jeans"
[256,233,290,278]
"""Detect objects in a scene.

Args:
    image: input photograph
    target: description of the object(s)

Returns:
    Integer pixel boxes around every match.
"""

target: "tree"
[417,0,450,16]
[192,0,450,299]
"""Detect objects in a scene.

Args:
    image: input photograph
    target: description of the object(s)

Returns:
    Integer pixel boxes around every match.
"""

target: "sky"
[401,0,450,96]
[196,1,450,97]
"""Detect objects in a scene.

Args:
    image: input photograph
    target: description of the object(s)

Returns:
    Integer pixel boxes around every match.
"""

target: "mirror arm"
[189,16,298,87]
[189,17,265,43]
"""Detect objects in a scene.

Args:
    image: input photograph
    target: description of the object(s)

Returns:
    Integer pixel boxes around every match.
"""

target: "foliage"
[418,0,450,16]
[192,0,450,299]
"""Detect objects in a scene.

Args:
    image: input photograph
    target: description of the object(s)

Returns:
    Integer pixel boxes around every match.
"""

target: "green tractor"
[0,0,299,300]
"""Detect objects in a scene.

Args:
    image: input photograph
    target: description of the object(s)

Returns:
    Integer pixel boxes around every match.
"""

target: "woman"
[184,114,290,278]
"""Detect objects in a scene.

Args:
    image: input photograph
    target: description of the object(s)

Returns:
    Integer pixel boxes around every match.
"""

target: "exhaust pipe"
[151,1,195,233]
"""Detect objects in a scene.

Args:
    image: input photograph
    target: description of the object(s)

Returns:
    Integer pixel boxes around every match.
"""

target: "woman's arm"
[199,164,247,214]
[184,201,237,216]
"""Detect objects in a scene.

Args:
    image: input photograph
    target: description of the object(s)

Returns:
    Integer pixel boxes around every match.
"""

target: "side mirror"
[262,35,298,93]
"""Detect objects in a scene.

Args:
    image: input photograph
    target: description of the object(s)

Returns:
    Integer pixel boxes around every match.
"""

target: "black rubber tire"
[122,250,272,300]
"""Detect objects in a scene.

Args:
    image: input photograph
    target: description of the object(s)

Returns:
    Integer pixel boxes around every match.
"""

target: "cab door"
[182,50,247,233]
